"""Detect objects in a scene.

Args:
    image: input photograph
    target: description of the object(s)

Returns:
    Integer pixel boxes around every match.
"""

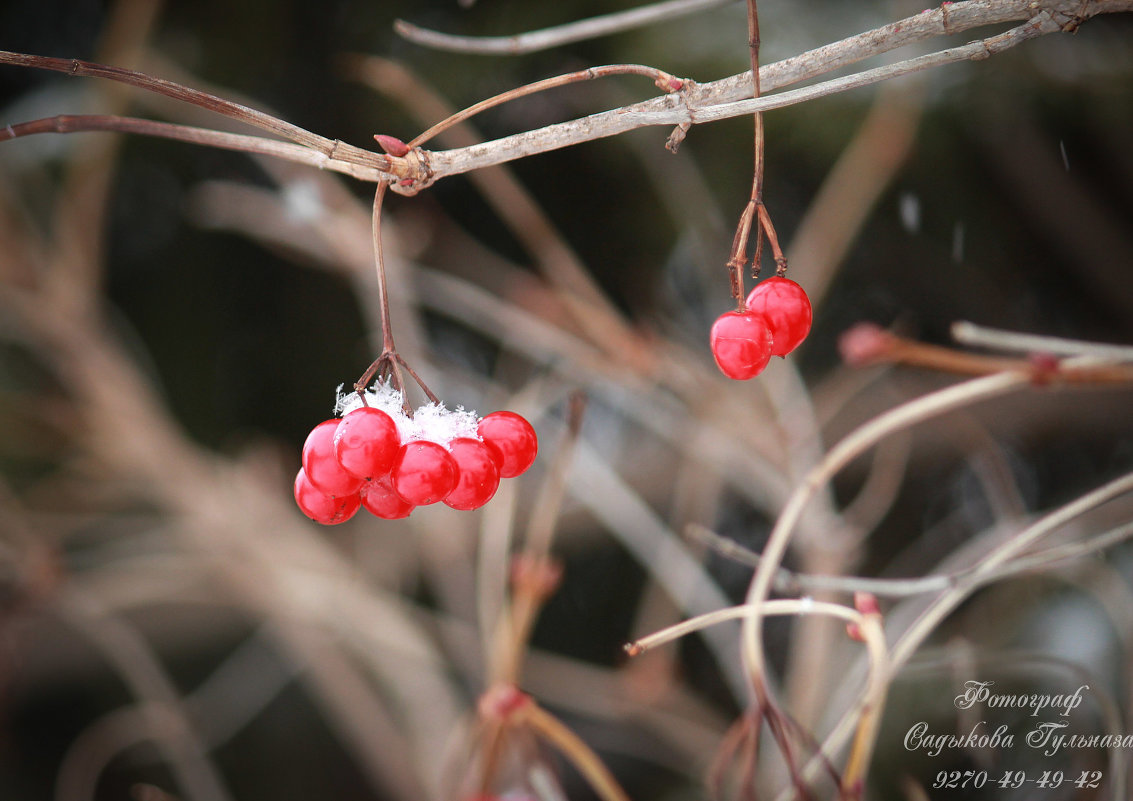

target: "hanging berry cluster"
[295,382,537,525]
[710,276,812,380]
[293,182,538,526]
[706,0,815,383]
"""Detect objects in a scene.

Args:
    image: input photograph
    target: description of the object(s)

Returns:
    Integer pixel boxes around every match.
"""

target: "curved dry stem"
[407,63,684,149]
[739,369,1033,694]
[395,0,733,55]
[628,598,891,797]
[627,597,865,656]
[890,468,1133,669]
[783,471,1133,800]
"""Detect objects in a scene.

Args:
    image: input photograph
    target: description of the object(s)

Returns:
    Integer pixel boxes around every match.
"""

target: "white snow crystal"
[336,380,480,447]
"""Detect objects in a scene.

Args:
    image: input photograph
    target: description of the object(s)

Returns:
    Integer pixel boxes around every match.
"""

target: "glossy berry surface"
[444,438,501,511]
[294,468,361,525]
[709,310,773,379]
[745,276,812,356]
[360,475,415,519]
[334,407,400,480]
[303,420,365,496]
[392,440,459,505]
[477,411,538,478]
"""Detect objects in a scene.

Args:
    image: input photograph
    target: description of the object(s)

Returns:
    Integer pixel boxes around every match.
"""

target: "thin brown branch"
[0,114,389,182]
[0,49,398,179]
[407,63,684,148]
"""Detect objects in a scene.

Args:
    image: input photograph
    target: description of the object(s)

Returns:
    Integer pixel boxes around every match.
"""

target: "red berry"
[444,438,501,511]
[294,468,361,525]
[334,407,400,480]
[360,475,415,519]
[744,276,812,356]
[477,411,538,478]
[303,420,365,496]
[709,310,773,379]
[392,440,458,505]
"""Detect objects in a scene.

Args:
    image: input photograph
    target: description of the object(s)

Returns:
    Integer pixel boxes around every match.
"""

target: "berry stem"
[726,199,756,308]
[393,352,440,404]
[757,198,789,276]
[352,181,439,416]
[725,0,790,290]
[372,183,396,356]
[747,0,766,283]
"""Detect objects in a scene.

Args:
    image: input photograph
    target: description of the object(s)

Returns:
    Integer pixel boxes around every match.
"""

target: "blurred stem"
[521,703,631,801]
[491,394,585,686]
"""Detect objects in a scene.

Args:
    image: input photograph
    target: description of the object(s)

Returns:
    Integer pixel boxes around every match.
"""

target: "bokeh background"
[1,1,1132,799]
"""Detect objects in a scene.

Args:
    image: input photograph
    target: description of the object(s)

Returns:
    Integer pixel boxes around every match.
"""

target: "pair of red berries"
[294,398,538,525]
[710,276,812,380]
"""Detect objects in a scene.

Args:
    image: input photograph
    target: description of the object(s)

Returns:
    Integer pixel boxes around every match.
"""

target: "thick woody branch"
[2,0,1129,192]
[424,0,1131,180]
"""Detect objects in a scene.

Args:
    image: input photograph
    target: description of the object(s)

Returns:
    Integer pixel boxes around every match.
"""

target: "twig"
[0,114,388,182]
[0,50,390,172]
[841,323,1133,383]
[952,320,1133,361]
[891,469,1133,668]
[395,0,734,55]
[406,63,684,149]
[626,597,864,656]
[688,518,1133,597]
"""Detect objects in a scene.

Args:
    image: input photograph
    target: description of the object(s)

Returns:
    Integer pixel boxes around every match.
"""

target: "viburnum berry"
[444,437,501,511]
[392,440,459,505]
[334,407,400,480]
[477,411,538,478]
[745,276,812,356]
[302,420,365,496]
[709,310,773,379]
[294,467,361,525]
[360,475,415,519]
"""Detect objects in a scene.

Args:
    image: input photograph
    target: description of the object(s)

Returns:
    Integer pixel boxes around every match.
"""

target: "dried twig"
[395,0,734,55]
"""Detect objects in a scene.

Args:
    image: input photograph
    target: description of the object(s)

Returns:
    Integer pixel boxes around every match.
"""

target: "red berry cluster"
[294,384,537,525]
[710,276,812,380]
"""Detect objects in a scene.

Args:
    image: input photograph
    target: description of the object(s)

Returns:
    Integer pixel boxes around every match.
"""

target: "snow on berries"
[293,381,537,524]
[710,277,813,380]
